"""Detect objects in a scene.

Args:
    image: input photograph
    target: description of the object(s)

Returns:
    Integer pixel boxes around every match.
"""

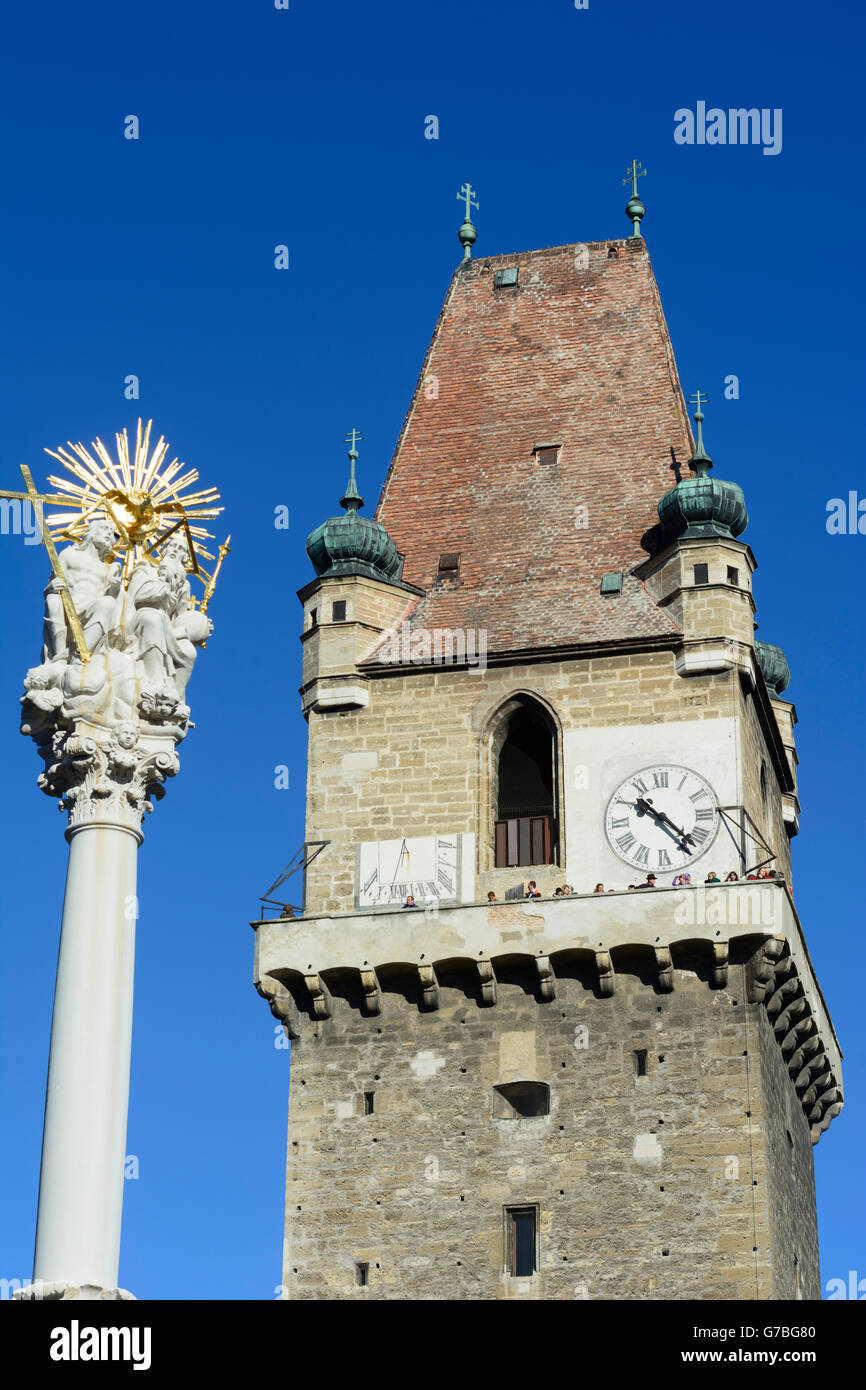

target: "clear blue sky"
[1,0,862,1299]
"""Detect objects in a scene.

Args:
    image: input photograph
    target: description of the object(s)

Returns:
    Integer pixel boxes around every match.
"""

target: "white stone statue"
[42,518,122,663]
[21,523,215,825]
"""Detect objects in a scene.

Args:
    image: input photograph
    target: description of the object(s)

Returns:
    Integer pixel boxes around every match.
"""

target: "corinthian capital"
[37,722,180,833]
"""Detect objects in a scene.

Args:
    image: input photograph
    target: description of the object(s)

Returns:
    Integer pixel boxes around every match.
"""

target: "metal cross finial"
[456,183,479,221]
[622,159,646,198]
[344,427,364,460]
[341,429,365,512]
[622,159,647,238]
[688,390,712,469]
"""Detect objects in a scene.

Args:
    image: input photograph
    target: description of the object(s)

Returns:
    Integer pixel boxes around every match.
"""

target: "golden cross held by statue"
[0,463,92,661]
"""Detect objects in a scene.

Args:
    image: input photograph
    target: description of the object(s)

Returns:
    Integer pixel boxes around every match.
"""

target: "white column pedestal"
[32,819,141,1295]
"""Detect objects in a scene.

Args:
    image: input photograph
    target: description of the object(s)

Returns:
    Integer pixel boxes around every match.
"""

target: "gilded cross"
[456,183,479,221]
[0,464,91,661]
[622,159,646,197]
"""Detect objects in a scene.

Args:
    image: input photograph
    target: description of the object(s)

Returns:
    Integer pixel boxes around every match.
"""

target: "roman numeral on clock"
[657,849,671,867]
[694,808,713,822]
[652,771,669,788]
[691,827,709,846]
[616,833,636,853]
[632,777,649,794]
[633,845,650,867]
[611,817,629,829]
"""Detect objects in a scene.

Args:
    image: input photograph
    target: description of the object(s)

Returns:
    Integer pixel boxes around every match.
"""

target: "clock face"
[604,765,720,873]
[357,834,460,908]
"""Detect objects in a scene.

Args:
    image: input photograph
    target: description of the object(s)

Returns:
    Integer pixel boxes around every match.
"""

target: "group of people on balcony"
[396,867,782,910]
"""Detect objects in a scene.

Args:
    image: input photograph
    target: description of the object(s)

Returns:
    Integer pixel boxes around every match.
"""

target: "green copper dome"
[658,392,748,541]
[305,444,401,583]
[755,640,790,696]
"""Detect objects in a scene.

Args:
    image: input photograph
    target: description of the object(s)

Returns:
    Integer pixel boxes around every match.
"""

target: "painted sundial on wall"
[603,764,720,872]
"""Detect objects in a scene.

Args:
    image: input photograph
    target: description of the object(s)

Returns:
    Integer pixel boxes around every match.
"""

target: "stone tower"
[254,233,842,1300]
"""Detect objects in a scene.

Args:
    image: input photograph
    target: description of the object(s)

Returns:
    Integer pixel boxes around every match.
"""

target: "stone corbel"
[255,974,301,1039]
[787,1031,821,1074]
[654,948,674,992]
[773,996,807,1040]
[359,968,382,1016]
[595,951,615,997]
[711,943,729,988]
[766,973,801,1018]
[477,959,497,1005]
[535,955,556,1001]
[747,936,785,1002]
[304,973,332,1020]
[418,964,439,1010]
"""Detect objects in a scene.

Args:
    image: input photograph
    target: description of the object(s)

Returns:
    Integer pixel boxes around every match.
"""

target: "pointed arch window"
[492,697,559,868]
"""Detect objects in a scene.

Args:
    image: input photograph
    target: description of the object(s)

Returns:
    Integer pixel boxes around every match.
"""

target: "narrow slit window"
[364,1091,374,1115]
[726,566,739,586]
[309,607,318,628]
[505,1207,537,1277]
[635,1049,648,1077]
[355,1262,369,1287]
[332,599,347,620]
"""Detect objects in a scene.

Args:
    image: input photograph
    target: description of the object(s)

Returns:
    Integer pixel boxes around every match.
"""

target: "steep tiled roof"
[368,238,694,660]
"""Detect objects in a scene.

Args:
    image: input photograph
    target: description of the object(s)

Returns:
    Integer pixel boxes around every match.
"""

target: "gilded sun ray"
[43,419,225,591]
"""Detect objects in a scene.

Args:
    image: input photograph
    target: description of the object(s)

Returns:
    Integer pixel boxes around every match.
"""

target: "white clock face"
[604,765,720,873]
[357,834,459,908]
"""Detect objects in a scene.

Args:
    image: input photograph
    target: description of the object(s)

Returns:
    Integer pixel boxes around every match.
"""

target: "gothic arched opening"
[492,697,558,868]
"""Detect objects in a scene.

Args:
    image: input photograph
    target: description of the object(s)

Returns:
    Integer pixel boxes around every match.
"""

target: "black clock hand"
[635,797,695,847]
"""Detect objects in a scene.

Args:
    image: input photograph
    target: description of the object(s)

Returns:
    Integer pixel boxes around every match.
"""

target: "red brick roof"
[367,238,693,660]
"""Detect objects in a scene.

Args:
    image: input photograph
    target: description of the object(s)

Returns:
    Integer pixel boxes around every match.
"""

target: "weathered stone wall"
[753,1002,820,1299]
[281,951,817,1300]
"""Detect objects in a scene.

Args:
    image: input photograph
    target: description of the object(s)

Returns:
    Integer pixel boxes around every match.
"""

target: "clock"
[603,764,720,873]
[356,834,462,909]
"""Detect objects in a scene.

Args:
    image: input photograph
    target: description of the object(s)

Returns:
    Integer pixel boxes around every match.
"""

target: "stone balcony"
[252,881,843,1143]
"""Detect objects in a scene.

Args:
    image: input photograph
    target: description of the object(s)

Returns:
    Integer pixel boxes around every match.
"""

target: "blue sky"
[0,0,863,1299]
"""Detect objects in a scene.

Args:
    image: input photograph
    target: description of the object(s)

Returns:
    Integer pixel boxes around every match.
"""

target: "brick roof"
[366,238,694,661]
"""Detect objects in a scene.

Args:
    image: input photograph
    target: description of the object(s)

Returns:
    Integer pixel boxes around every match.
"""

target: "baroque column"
[9,421,225,1301]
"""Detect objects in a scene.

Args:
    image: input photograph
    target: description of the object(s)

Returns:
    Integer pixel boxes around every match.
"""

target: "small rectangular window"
[505,1207,537,1277]
[635,1049,648,1077]
[726,566,739,586]
[437,552,460,577]
[309,607,318,627]
[363,1091,374,1115]
[494,266,518,289]
[534,445,559,466]
[693,564,709,586]
[355,1262,369,1287]
[332,600,347,621]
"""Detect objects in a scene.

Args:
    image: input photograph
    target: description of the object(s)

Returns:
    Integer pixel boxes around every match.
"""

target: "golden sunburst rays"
[43,419,224,590]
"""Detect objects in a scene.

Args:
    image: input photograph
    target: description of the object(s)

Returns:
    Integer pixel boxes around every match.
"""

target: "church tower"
[254,207,842,1300]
